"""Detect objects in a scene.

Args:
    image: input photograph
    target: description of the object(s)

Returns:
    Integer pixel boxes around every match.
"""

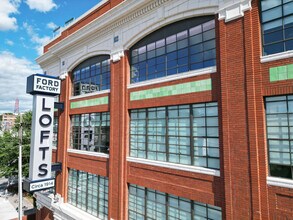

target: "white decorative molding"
[261,50,293,63]
[59,71,68,80]
[218,0,252,22]
[128,66,216,89]
[37,0,258,76]
[127,157,220,176]
[35,191,98,220]
[69,89,110,100]
[111,50,124,62]
[67,148,109,158]
[267,176,293,189]
[53,203,98,220]
[67,50,111,72]
[34,191,54,211]
[37,0,218,70]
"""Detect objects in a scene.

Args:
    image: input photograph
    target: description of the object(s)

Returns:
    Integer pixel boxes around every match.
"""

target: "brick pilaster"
[55,74,71,201]
[108,52,129,220]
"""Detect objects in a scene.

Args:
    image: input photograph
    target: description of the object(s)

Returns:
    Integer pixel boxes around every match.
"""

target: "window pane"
[264,42,285,55]
[261,0,282,11]
[264,30,284,44]
[284,2,293,16]
[262,6,282,23]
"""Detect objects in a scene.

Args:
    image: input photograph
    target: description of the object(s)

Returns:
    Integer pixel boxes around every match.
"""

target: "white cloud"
[0,0,20,31]
[47,22,58,30]
[5,39,14,46]
[23,22,52,56]
[25,0,57,13]
[0,51,42,113]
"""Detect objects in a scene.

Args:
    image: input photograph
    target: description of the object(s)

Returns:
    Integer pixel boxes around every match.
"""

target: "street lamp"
[18,113,23,220]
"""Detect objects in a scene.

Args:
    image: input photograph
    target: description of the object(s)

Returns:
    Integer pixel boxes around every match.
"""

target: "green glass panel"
[71,96,108,109]
[130,79,212,101]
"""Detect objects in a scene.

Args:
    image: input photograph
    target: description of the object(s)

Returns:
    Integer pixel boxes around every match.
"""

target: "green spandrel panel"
[130,79,212,101]
[70,96,108,109]
[269,64,293,82]
[288,64,293,80]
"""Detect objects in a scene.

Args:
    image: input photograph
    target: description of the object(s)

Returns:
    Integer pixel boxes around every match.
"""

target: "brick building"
[1,113,17,131]
[34,0,293,219]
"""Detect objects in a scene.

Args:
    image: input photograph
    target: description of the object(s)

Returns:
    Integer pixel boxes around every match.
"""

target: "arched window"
[130,16,216,83]
[72,55,111,96]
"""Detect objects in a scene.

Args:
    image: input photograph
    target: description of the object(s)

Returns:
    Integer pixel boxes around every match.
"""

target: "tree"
[0,111,32,178]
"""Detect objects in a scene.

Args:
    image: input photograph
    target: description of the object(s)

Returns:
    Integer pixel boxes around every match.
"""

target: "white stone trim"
[59,71,68,80]
[261,50,293,63]
[35,191,101,220]
[69,89,110,100]
[37,0,254,76]
[128,66,216,89]
[218,0,252,22]
[67,50,112,72]
[53,203,100,220]
[67,149,109,158]
[111,50,124,62]
[127,157,220,176]
[267,176,293,189]
[34,191,54,211]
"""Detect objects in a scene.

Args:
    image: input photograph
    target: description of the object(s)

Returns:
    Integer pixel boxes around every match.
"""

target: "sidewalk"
[0,197,18,220]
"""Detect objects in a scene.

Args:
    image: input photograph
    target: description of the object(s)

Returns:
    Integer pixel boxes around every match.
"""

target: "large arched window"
[130,16,216,83]
[72,55,111,96]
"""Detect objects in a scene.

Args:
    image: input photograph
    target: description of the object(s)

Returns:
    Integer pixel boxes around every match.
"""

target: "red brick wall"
[36,207,53,220]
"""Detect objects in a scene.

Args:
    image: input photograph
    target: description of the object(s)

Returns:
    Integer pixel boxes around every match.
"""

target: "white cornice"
[37,0,254,69]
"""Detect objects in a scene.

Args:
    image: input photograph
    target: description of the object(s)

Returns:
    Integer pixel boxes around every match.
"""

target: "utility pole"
[18,113,23,220]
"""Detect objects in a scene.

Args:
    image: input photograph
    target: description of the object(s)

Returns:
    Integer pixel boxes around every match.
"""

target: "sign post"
[24,74,61,192]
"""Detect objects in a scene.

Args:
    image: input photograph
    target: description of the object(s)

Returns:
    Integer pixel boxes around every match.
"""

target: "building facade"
[35,0,293,219]
[1,113,17,131]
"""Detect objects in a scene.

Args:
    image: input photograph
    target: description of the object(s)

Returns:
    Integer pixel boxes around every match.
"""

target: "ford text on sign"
[27,74,61,95]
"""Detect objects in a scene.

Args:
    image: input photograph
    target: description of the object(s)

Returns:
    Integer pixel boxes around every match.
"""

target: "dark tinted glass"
[261,0,293,55]
[130,16,216,83]
[72,55,111,96]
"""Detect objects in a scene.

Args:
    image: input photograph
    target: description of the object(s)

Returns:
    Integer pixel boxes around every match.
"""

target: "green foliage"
[0,111,32,178]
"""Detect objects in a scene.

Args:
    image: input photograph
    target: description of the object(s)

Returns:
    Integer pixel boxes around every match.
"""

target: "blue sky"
[0,0,100,113]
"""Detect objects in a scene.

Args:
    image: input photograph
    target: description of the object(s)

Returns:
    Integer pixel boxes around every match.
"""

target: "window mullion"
[146,110,149,159]
[86,173,89,212]
[166,107,169,162]
[190,105,194,166]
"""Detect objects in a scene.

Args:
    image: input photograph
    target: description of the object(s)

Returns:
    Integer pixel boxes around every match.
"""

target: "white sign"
[29,179,55,191]
[29,95,55,181]
[80,83,99,94]
[33,75,61,94]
